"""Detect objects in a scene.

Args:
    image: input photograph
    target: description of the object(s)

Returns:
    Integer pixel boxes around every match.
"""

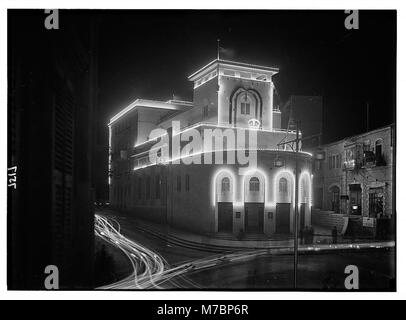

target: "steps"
[311,209,345,233]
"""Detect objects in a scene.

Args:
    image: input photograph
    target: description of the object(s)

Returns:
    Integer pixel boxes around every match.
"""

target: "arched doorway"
[244,174,265,233]
[275,173,294,234]
[215,172,234,233]
[329,185,340,213]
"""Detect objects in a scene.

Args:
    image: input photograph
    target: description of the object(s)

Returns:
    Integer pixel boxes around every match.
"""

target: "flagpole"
[217,39,220,60]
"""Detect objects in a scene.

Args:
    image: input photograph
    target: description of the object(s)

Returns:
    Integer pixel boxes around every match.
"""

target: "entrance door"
[244,203,264,233]
[218,202,233,232]
[332,189,340,213]
[276,203,290,233]
[349,184,362,215]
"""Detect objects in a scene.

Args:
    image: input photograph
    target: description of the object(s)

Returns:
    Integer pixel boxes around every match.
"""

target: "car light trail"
[95,214,395,290]
[95,214,180,289]
[94,214,270,289]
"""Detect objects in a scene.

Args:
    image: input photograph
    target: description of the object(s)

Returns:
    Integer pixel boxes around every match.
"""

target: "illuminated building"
[108,58,313,236]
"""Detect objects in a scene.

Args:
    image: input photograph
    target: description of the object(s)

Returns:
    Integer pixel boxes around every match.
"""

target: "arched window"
[249,177,260,191]
[221,177,230,192]
[279,178,288,193]
[240,94,252,115]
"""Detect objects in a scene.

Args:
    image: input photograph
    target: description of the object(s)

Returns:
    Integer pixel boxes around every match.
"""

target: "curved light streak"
[95,214,193,289]
[95,214,391,289]
[95,214,290,289]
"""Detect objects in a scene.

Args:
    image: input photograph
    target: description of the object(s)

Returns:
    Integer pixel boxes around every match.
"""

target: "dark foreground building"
[8,11,97,289]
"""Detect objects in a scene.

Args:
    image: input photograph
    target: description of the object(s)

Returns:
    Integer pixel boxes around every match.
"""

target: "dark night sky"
[97,10,396,143]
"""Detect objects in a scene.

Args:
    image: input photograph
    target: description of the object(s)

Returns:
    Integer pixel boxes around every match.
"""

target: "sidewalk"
[100,209,394,252]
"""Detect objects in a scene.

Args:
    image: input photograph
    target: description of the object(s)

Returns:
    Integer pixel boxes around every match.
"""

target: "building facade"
[109,59,313,236]
[312,125,394,235]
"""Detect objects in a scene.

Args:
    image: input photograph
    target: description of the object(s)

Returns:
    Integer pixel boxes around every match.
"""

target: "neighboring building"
[312,125,395,236]
[109,58,314,236]
[281,95,323,151]
[8,11,96,289]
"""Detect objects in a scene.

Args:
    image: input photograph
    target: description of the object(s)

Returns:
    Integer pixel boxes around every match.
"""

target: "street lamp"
[315,149,325,161]
[274,156,284,168]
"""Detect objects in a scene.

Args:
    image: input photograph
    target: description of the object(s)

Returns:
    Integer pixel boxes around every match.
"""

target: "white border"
[0,0,404,300]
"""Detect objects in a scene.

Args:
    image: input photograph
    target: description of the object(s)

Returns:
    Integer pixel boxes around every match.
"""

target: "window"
[176,175,181,192]
[185,174,190,192]
[224,69,235,77]
[329,154,341,169]
[203,105,209,118]
[369,189,384,218]
[363,140,371,152]
[279,178,288,193]
[249,177,260,192]
[155,176,161,199]
[240,71,251,79]
[221,177,230,192]
[375,139,383,160]
[330,186,340,213]
[145,177,151,200]
[346,148,354,162]
[334,154,341,169]
[241,102,251,115]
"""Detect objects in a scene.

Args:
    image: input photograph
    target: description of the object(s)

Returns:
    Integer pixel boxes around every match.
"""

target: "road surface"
[95,212,395,290]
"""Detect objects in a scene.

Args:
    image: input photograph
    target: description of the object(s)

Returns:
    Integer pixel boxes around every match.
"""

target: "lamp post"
[293,121,300,289]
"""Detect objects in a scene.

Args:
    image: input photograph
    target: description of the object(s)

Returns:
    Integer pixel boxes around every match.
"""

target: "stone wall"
[311,208,345,233]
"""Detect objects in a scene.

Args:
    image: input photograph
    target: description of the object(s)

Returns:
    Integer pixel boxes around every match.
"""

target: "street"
[95,211,395,290]
[185,249,395,290]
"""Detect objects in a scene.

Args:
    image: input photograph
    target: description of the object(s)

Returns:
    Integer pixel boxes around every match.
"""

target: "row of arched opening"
[214,170,311,234]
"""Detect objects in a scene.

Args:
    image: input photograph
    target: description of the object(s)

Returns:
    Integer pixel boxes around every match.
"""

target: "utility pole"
[277,120,301,289]
[366,102,370,132]
[293,120,300,289]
